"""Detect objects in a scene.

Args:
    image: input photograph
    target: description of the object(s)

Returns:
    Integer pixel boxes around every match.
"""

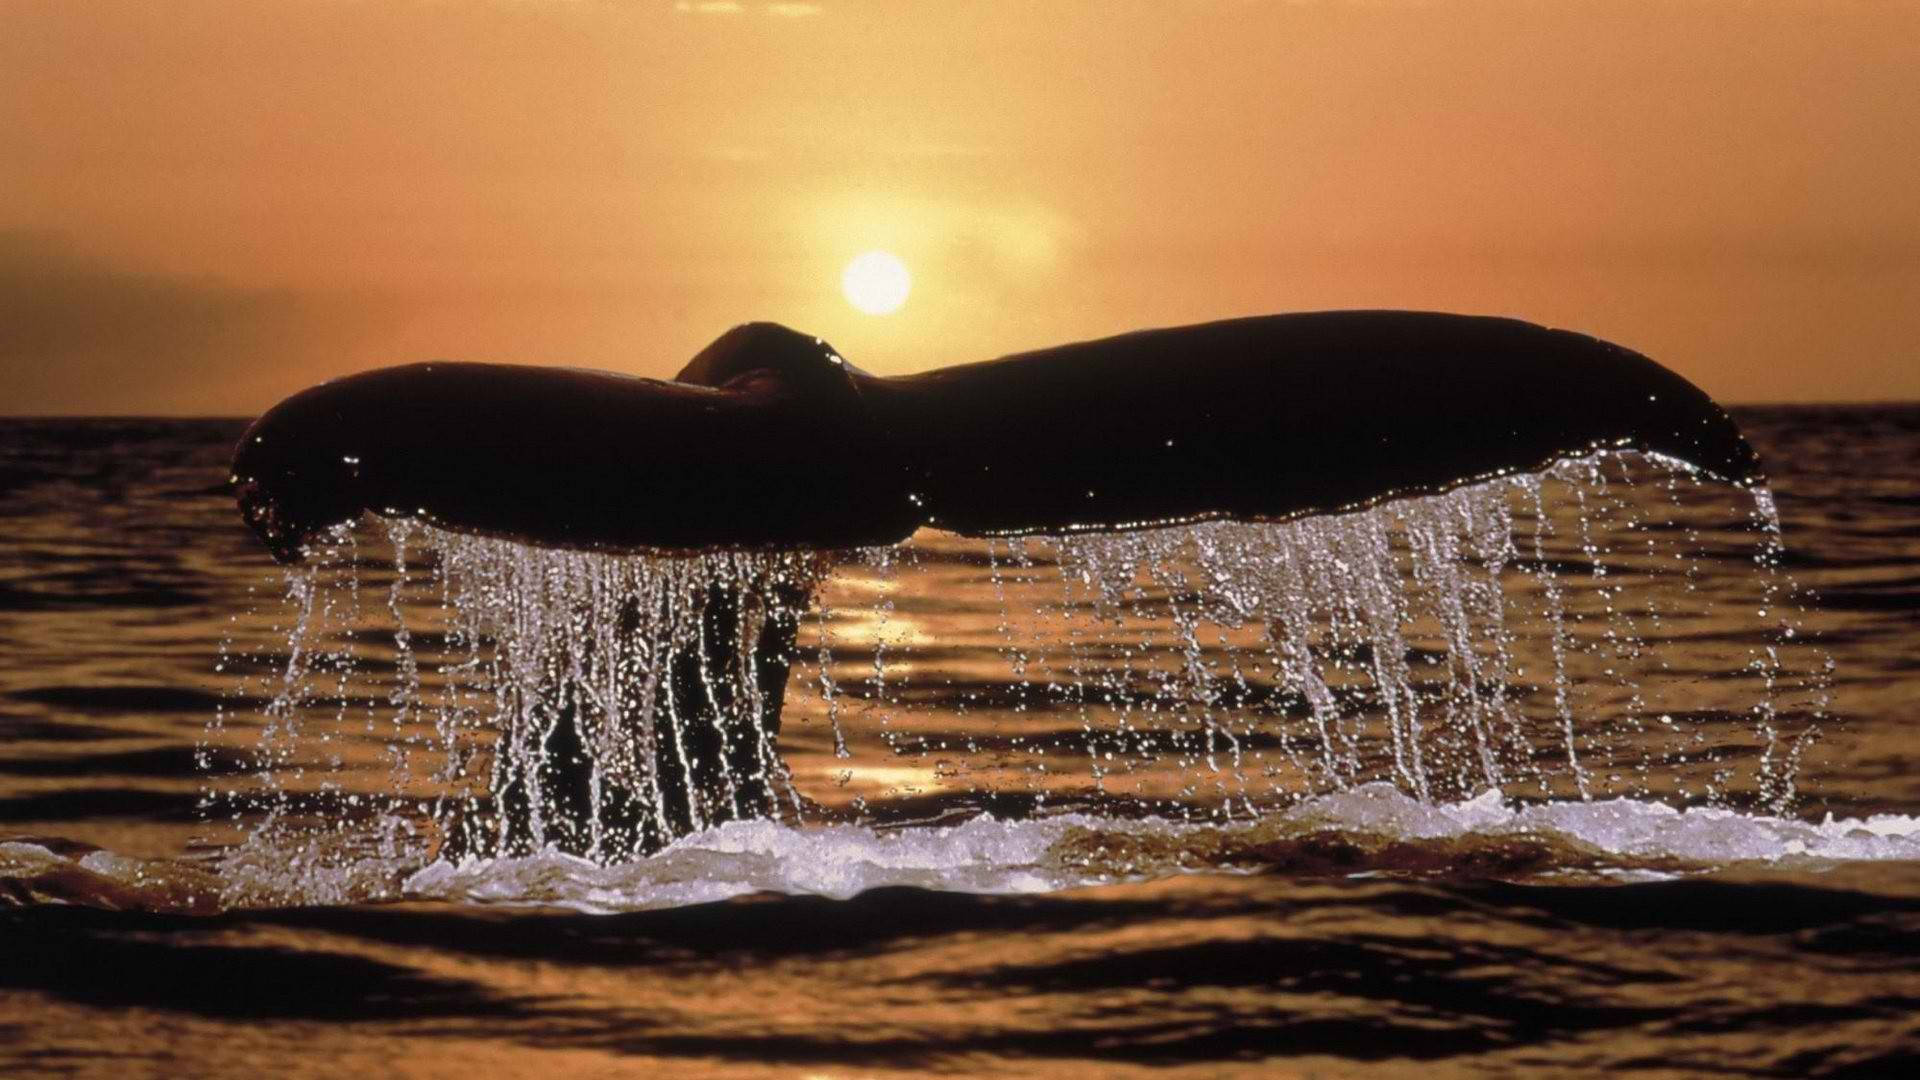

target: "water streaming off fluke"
[202,451,1836,908]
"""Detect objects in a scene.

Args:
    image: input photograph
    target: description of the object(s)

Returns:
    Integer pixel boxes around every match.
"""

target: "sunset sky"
[3,0,1916,414]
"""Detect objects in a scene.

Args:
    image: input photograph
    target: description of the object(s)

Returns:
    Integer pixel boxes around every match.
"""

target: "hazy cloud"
[0,233,386,415]
[889,141,1000,160]
[700,145,773,163]
[673,1,821,18]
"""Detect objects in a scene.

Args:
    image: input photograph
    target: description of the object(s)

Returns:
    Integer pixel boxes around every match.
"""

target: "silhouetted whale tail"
[228,311,1764,856]
[232,311,1759,562]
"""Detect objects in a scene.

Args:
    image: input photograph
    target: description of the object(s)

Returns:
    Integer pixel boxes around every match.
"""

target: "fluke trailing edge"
[232,311,1762,563]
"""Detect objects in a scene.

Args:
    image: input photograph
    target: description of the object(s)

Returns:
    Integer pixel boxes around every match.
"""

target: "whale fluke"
[232,311,1759,563]
[228,310,1765,856]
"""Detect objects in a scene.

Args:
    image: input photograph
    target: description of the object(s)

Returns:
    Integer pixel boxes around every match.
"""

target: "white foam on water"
[1284,782,1920,864]
[403,812,1088,912]
[10,786,1918,914]
[397,785,1920,913]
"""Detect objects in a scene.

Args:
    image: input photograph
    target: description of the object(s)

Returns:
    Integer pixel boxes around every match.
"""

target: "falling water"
[207,450,1831,900]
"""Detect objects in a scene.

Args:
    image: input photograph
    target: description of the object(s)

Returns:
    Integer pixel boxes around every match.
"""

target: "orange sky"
[3,0,1916,414]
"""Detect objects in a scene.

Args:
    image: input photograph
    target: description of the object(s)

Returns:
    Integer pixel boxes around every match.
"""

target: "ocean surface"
[2,407,1917,1078]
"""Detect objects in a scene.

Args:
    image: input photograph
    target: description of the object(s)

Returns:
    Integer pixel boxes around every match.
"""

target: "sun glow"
[841,251,911,315]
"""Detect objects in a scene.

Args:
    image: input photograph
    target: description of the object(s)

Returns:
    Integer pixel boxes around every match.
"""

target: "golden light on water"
[841,251,911,316]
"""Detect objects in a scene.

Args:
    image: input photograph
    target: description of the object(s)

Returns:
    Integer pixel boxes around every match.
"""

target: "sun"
[841,250,911,315]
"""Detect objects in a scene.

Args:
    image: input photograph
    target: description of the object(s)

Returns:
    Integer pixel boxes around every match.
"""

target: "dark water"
[3,409,1918,1077]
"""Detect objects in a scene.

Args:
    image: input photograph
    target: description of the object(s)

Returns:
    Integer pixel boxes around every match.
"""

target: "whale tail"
[231,311,1759,561]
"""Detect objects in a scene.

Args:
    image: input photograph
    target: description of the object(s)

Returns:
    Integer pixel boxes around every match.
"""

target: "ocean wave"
[9,784,1920,915]
[400,784,1920,913]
